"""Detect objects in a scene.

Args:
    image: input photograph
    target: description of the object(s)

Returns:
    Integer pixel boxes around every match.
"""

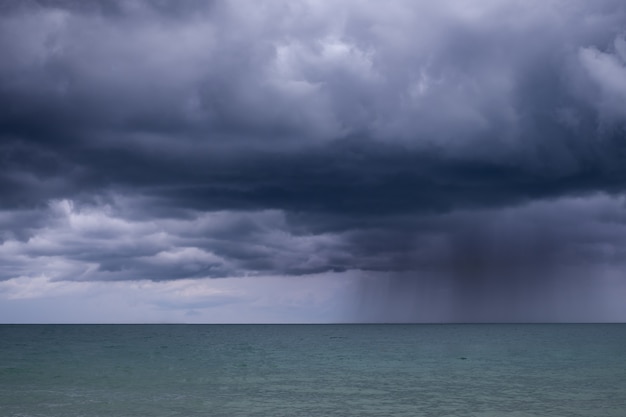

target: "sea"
[1,324,625,417]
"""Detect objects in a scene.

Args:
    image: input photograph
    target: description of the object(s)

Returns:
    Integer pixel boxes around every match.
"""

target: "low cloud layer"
[1,1,626,321]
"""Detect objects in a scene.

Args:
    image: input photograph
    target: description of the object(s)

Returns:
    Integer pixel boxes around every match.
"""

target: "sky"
[1,0,626,323]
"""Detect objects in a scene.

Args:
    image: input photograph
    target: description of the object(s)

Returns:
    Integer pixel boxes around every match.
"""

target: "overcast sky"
[1,0,626,323]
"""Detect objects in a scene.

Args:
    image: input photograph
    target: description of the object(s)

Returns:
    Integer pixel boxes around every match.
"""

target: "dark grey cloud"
[0,0,625,211]
[1,0,626,321]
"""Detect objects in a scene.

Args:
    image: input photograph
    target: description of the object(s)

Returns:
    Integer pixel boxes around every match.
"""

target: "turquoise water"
[1,324,625,416]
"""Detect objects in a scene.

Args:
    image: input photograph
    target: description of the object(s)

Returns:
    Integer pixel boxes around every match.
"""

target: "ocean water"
[1,324,625,417]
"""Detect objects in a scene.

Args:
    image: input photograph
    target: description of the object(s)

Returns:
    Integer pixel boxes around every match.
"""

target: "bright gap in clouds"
[0,273,356,324]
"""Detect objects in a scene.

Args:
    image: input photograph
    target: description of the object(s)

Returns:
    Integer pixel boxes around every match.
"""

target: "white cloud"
[579,35,626,120]
[0,197,347,282]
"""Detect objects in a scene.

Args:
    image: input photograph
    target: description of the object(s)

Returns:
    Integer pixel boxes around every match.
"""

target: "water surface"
[1,324,625,416]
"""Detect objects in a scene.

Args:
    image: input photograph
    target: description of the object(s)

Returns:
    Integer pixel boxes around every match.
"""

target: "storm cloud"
[1,0,626,321]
